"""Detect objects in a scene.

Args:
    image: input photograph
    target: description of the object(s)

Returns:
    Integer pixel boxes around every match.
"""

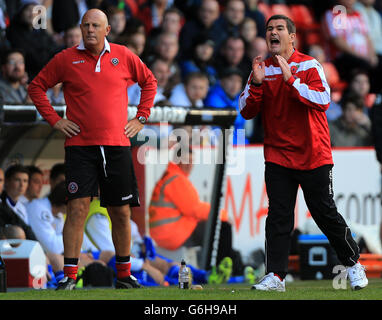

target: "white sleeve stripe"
[238,72,253,112]
[292,78,330,105]
[290,59,331,105]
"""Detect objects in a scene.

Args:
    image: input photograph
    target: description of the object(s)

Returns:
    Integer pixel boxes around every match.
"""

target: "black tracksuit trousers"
[264,162,360,276]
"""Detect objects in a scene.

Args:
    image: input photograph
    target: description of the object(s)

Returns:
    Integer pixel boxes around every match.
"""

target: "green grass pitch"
[0,279,381,300]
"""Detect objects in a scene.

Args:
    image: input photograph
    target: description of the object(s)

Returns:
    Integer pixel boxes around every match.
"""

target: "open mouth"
[270,39,280,45]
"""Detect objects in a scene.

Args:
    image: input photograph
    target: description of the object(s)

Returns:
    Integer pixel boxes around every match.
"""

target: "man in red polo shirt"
[239,15,368,292]
[28,9,157,290]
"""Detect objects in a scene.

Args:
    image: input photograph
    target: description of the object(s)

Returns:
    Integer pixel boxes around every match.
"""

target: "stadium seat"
[289,5,323,49]
[358,254,382,278]
[270,4,293,20]
[289,5,315,29]
[257,1,272,21]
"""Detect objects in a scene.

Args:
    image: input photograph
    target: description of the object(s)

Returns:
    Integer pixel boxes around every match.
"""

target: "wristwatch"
[137,116,146,124]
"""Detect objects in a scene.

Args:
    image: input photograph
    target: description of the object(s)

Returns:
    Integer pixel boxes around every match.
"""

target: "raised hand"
[252,55,265,85]
[275,55,292,82]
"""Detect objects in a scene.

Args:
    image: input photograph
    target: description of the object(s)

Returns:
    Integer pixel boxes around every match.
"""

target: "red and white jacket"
[239,49,333,170]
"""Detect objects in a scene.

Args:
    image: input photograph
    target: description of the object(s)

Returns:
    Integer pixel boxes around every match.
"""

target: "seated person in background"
[169,72,211,146]
[322,0,381,92]
[239,17,258,49]
[26,181,111,286]
[246,36,268,62]
[0,165,36,241]
[128,58,173,148]
[0,49,30,104]
[0,224,26,240]
[309,44,346,121]
[149,147,242,275]
[213,35,252,83]
[119,31,147,58]
[343,69,375,110]
[84,197,232,286]
[46,25,83,105]
[146,7,184,54]
[308,44,346,99]
[178,0,222,60]
[169,72,210,108]
[26,181,67,264]
[329,93,373,147]
[63,25,82,49]
[128,58,172,106]
[180,35,218,86]
[147,32,182,95]
[48,162,65,193]
[19,165,43,206]
[204,67,248,144]
[6,1,61,80]
[105,6,127,43]
[1,164,29,225]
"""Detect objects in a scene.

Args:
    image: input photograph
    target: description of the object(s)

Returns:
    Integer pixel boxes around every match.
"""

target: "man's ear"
[289,32,296,45]
[105,25,111,36]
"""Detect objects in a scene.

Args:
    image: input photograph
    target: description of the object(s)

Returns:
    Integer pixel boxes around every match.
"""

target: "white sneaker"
[251,272,286,292]
[347,262,368,291]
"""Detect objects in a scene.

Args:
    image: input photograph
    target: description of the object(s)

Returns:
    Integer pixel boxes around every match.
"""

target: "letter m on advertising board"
[224,174,269,237]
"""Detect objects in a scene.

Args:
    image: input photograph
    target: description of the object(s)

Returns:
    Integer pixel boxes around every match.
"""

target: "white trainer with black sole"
[251,272,286,292]
[347,262,368,290]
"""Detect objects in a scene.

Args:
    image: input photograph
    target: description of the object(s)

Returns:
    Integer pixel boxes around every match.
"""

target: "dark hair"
[349,68,370,83]
[340,92,364,111]
[105,5,125,19]
[222,35,245,49]
[184,71,209,85]
[163,6,184,19]
[0,48,25,66]
[266,15,296,34]
[48,180,67,207]
[148,57,169,70]
[4,164,29,180]
[50,163,65,181]
[25,165,43,179]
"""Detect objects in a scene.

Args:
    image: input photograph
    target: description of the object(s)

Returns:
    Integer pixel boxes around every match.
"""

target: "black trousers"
[264,162,360,276]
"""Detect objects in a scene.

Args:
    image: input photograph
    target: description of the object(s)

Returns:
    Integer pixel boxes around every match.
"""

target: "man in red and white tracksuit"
[28,9,157,290]
[239,14,368,291]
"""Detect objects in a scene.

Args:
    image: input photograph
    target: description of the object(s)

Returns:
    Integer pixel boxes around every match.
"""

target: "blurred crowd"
[0,0,381,148]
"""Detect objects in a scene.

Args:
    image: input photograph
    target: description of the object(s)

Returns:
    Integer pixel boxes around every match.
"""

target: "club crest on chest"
[111,58,119,66]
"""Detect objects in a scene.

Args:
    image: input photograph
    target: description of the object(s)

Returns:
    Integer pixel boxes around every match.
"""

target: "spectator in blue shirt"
[180,35,218,86]
[204,67,248,145]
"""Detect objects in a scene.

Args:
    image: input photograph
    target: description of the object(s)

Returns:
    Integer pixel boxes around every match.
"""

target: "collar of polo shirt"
[77,38,111,73]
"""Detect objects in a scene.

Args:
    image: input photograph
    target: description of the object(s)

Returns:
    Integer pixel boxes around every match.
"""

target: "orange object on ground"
[358,254,382,278]
[289,253,382,278]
